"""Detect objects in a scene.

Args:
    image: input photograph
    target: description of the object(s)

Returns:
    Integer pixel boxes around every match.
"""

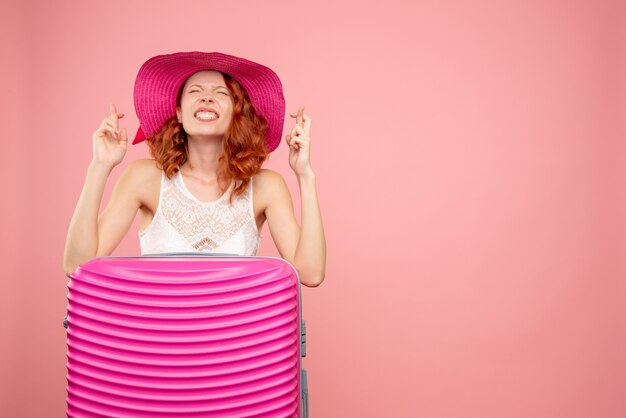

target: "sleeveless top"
[138,169,263,256]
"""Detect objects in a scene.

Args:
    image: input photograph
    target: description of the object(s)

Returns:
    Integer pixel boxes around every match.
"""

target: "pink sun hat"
[132,51,286,152]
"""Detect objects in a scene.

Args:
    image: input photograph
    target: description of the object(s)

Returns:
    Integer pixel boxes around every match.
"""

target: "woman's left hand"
[286,106,314,177]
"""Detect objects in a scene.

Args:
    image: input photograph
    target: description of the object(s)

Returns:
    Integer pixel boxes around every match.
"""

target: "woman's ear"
[176,107,182,123]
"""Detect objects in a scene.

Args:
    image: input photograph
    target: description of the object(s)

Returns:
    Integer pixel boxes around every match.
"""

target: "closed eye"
[188,89,229,95]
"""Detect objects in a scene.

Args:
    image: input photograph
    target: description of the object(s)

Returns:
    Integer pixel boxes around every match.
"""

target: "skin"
[63,70,326,287]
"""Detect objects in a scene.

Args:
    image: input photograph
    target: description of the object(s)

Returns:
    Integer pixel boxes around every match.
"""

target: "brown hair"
[144,72,270,205]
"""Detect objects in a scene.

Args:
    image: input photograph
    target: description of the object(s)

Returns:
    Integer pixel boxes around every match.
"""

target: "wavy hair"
[144,72,270,205]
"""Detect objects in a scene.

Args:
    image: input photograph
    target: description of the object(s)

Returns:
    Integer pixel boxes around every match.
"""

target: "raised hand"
[92,103,128,168]
[285,106,314,177]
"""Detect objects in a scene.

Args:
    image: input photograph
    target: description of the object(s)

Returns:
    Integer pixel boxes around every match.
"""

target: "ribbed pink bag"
[64,253,308,417]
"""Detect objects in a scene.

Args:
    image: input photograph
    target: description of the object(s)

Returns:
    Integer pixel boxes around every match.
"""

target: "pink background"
[2,0,625,417]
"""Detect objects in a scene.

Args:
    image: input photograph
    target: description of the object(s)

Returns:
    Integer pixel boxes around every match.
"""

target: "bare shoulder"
[119,158,160,188]
[254,168,291,210]
[120,158,161,208]
[125,158,161,177]
[255,168,287,192]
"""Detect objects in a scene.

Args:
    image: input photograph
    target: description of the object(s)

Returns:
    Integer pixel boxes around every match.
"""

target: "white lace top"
[138,169,262,256]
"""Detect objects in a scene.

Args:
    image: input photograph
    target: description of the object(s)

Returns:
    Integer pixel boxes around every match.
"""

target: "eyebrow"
[187,84,228,90]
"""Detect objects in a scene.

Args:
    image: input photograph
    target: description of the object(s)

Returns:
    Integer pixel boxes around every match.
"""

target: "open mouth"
[194,111,219,121]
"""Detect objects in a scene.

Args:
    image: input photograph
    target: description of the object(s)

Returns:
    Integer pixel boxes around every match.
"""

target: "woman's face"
[176,70,233,140]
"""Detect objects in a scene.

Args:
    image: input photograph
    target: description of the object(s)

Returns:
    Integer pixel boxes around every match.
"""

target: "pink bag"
[64,253,308,417]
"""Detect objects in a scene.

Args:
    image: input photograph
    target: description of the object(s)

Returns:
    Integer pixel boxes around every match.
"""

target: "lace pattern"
[139,169,262,256]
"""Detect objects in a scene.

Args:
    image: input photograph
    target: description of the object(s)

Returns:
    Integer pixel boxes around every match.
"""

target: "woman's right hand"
[92,103,128,168]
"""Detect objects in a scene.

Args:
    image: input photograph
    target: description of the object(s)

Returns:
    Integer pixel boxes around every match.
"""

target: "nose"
[200,94,215,103]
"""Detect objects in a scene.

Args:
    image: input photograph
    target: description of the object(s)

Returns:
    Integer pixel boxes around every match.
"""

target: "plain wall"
[1,0,624,417]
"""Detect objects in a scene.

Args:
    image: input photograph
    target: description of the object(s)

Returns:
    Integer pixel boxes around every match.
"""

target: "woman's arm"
[63,103,136,277]
[258,107,326,286]
[62,162,112,276]
[63,161,141,277]
[263,168,326,288]
[294,169,326,286]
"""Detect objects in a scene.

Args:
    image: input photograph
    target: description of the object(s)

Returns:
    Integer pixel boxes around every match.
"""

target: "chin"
[187,132,227,141]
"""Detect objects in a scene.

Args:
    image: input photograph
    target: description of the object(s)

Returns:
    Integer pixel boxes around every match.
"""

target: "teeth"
[195,111,218,120]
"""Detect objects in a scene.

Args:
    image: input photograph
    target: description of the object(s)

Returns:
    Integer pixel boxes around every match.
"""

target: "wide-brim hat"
[132,51,285,152]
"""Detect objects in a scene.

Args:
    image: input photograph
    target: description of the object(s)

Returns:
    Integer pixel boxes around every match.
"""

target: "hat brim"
[132,126,145,145]
[132,51,285,152]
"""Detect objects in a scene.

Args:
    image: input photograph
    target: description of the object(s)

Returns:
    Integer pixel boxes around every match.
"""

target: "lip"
[195,116,218,123]
[194,107,220,118]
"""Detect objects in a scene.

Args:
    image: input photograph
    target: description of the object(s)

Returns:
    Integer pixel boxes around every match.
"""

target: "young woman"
[63,51,326,287]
